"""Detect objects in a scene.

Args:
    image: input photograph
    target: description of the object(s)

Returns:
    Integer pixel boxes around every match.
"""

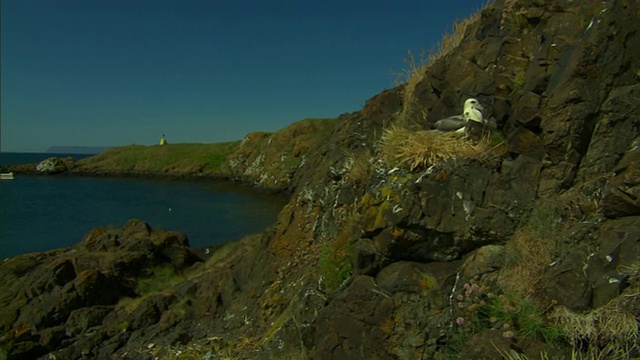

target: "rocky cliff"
[217,117,337,191]
[2,0,640,359]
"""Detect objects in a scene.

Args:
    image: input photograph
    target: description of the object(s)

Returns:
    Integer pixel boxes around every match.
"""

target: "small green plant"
[484,293,564,344]
[119,320,130,333]
[488,130,507,147]
[508,13,531,32]
[512,69,527,91]
[318,241,353,291]
[136,263,183,295]
[525,201,561,238]
[450,279,564,352]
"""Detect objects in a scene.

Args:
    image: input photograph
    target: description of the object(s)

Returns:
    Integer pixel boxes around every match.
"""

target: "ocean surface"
[0,152,288,259]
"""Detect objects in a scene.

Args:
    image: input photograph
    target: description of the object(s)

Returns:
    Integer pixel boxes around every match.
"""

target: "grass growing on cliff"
[344,149,372,186]
[499,201,561,300]
[551,306,639,359]
[486,293,563,344]
[442,200,570,357]
[136,264,184,294]
[380,126,493,170]
[318,236,353,291]
[452,277,564,349]
[550,264,640,358]
[393,7,483,126]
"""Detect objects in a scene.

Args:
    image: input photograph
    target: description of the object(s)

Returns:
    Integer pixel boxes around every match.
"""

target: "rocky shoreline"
[0,220,216,359]
[2,156,292,196]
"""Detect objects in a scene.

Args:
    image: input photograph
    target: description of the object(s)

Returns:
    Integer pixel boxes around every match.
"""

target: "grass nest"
[380,126,495,170]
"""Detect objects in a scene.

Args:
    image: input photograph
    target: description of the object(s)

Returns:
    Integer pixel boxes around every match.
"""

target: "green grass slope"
[74,142,240,176]
[71,117,337,188]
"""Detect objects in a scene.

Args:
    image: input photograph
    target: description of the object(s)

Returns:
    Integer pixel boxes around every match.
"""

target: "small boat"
[1,172,14,180]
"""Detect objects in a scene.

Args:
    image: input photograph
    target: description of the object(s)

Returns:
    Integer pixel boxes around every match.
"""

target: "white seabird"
[433,98,485,132]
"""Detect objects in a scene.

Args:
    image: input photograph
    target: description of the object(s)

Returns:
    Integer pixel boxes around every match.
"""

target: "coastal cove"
[0,171,288,259]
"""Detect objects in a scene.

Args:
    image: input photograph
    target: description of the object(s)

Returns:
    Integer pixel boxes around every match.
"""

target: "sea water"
[0,153,288,259]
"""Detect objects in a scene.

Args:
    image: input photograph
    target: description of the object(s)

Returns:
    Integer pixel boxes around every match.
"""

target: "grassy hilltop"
[70,117,336,190]
[74,142,239,176]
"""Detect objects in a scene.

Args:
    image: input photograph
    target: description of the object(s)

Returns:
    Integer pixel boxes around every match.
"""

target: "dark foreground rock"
[0,220,202,359]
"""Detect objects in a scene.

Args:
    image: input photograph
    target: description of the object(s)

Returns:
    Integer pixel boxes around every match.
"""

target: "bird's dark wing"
[433,115,467,132]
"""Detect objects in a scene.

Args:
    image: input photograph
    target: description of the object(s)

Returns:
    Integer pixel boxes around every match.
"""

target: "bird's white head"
[464,98,484,112]
[463,98,484,123]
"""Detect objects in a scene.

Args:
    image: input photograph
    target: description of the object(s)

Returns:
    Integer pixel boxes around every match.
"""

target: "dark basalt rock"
[603,149,640,218]
[0,220,202,359]
[309,276,394,360]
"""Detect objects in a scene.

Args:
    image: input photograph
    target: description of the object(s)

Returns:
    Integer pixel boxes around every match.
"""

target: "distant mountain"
[46,146,110,155]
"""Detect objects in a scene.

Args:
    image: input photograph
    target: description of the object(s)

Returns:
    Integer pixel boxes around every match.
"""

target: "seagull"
[433,98,485,133]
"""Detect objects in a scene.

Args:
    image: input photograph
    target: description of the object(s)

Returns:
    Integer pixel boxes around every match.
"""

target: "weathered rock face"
[352,157,532,266]
[218,118,337,192]
[603,148,640,218]
[3,0,640,359]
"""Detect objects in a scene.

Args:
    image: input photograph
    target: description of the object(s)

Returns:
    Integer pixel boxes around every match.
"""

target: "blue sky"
[1,0,486,153]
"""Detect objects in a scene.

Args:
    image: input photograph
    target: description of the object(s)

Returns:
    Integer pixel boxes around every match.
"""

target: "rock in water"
[35,157,69,174]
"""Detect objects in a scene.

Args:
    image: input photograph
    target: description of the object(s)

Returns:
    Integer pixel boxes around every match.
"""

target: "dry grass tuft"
[432,13,482,64]
[550,305,639,357]
[344,149,372,186]
[380,126,491,170]
[548,263,640,358]
[393,8,482,86]
[499,234,554,300]
[499,201,561,301]
[393,49,430,87]
[393,6,485,126]
[391,50,429,127]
